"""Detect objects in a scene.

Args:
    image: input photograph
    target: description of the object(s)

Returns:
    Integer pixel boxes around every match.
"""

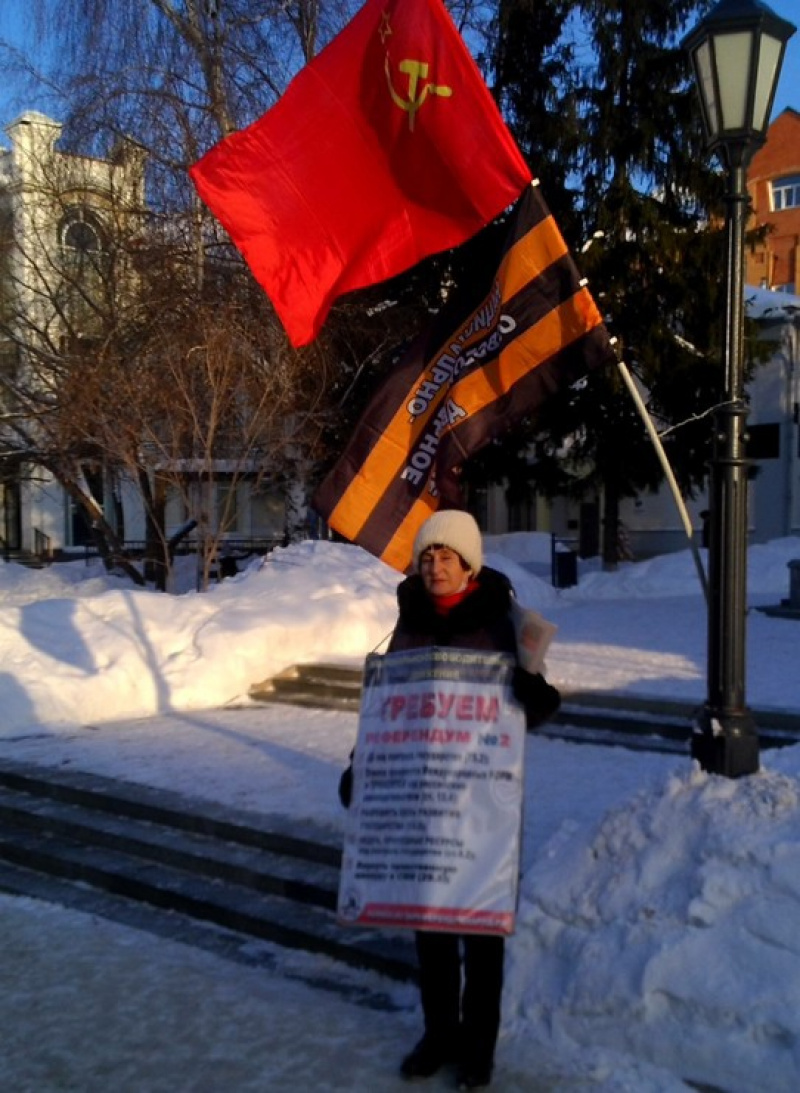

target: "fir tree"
[483,0,734,565]
[492,0,580,229]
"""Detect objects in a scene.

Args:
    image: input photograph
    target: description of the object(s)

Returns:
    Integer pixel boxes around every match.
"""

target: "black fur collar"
[396,565,513,633]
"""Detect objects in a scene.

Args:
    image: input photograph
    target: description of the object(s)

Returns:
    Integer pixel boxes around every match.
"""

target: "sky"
[770,0,800,115]
[0,533,800,1091]
[0,1,797,135]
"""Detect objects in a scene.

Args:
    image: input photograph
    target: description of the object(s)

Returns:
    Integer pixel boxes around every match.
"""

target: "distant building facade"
[477,286,800,561]
[0,112,286,564]
[746,107,800,295]
[476,109,800,562]
[0,111,146,557]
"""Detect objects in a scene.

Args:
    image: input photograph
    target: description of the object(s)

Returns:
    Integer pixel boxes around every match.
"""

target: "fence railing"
[78,536,285,565]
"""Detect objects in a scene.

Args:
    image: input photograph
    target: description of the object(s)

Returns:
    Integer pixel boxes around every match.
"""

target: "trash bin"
[553,547,578,588]
[788,559,800,609]
[219,555,238,579]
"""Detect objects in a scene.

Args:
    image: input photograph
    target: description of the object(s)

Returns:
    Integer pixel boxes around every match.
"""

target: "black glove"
[338,760,353,808]
[513,667,561,730]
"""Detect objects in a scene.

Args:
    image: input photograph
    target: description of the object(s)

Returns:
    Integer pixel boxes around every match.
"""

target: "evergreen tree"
[566,0,727,563]
[492,0,580,229]
[485,0,734,565]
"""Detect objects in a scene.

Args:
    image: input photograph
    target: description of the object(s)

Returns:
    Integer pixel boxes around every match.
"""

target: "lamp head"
[683,0,796,166]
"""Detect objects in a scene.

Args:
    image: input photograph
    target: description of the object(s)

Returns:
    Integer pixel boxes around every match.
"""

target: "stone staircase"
[250,662,364,712]
[0,758,416,984]
[249,662,800,753]
[2,548,49,569]
[6,668,796,984]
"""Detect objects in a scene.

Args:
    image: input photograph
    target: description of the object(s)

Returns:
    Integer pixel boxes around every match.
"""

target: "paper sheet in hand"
[509,600,558,675]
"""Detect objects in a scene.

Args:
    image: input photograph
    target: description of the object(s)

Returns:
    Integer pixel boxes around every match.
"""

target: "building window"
[746,423,780,460]
[0,343,18,380]
[65,467,105,547]
[508,491,536,532]
[63,218,100,253]
[57,206,109,332]
[59,206,111,287]
[250,484,285,537]
[215,478,240,534]
[771,175,800,212]
[60,207,106,258]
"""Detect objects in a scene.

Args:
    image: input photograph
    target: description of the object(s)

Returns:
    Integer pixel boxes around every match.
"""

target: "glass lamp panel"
[694,39,721,136]
[752,34,784,131]
[714,30,754,130]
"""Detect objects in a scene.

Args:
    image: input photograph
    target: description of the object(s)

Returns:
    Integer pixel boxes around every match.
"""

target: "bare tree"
[0,2,382,582]
[0,115,340,585]
[0,117,150,578]
[96,272,334,587]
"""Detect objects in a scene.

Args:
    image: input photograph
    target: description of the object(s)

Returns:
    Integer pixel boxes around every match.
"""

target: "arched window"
[771,175,800,212]
[59,207,107,264]
[57,206,109,332]
[63,218,100,253]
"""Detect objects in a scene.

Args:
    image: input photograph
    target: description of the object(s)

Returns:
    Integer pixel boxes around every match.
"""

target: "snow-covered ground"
[1,534,800,1092]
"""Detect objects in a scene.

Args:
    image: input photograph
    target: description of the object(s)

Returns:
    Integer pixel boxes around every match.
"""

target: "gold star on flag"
[379,10,392,43]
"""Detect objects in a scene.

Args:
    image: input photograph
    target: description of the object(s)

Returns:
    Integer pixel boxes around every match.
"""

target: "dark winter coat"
[389,565,559,725]
[389,566,517,655]
[338,566,560,807]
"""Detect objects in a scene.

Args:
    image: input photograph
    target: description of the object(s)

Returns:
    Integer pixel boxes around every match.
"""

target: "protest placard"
[337,648,526,935]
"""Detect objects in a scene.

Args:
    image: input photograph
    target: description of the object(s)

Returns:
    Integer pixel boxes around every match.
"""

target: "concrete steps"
[250,662,364,712]
[2,549,48,568]
[249,663,800,753]
[0,759,416,984]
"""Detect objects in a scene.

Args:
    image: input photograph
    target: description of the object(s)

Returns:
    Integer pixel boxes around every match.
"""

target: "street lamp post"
[683,0,796,777]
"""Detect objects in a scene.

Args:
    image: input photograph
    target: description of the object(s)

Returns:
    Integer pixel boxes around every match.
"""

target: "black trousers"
[415,930,505,1068]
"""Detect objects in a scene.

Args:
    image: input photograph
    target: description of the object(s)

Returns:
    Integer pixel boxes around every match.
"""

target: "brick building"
[746,107,800,294]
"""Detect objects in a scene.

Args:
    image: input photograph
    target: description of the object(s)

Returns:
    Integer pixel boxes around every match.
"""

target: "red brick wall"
[746,108,800,292]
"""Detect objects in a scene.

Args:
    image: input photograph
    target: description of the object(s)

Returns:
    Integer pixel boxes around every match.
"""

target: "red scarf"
[432,579,479,615]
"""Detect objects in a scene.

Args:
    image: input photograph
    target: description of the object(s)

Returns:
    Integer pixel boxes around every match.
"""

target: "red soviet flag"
[189,0,531,347]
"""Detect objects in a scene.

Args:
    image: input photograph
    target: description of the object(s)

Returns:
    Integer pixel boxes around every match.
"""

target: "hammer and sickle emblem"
[385,58,453,131]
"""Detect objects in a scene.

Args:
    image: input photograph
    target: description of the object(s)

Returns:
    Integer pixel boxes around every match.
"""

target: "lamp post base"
[691,708,760,777]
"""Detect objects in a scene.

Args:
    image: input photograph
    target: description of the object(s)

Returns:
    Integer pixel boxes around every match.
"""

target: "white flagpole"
[616,358,709,602]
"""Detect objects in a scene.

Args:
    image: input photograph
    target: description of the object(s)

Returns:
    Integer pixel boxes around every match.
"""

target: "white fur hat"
[412,510,483,575]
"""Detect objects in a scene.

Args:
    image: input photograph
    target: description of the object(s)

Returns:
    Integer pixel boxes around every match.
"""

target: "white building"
[0,113,286,565]
[744,286,800,542]
[477,285,800,562]
[0,112,146,557]
[615,286,800,557]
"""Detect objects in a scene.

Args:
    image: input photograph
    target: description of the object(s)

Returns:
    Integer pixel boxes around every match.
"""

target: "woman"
[341,509,560,1089]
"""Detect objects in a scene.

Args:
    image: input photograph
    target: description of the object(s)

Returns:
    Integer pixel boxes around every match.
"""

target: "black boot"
[400,1034,458,1080]
[456,1059,493,1089]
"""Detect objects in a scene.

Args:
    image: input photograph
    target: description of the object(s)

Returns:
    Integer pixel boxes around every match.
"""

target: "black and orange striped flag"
[312,183,617,572]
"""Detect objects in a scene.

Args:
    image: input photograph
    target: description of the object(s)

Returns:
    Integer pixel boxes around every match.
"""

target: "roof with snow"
[745,285,800,321]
